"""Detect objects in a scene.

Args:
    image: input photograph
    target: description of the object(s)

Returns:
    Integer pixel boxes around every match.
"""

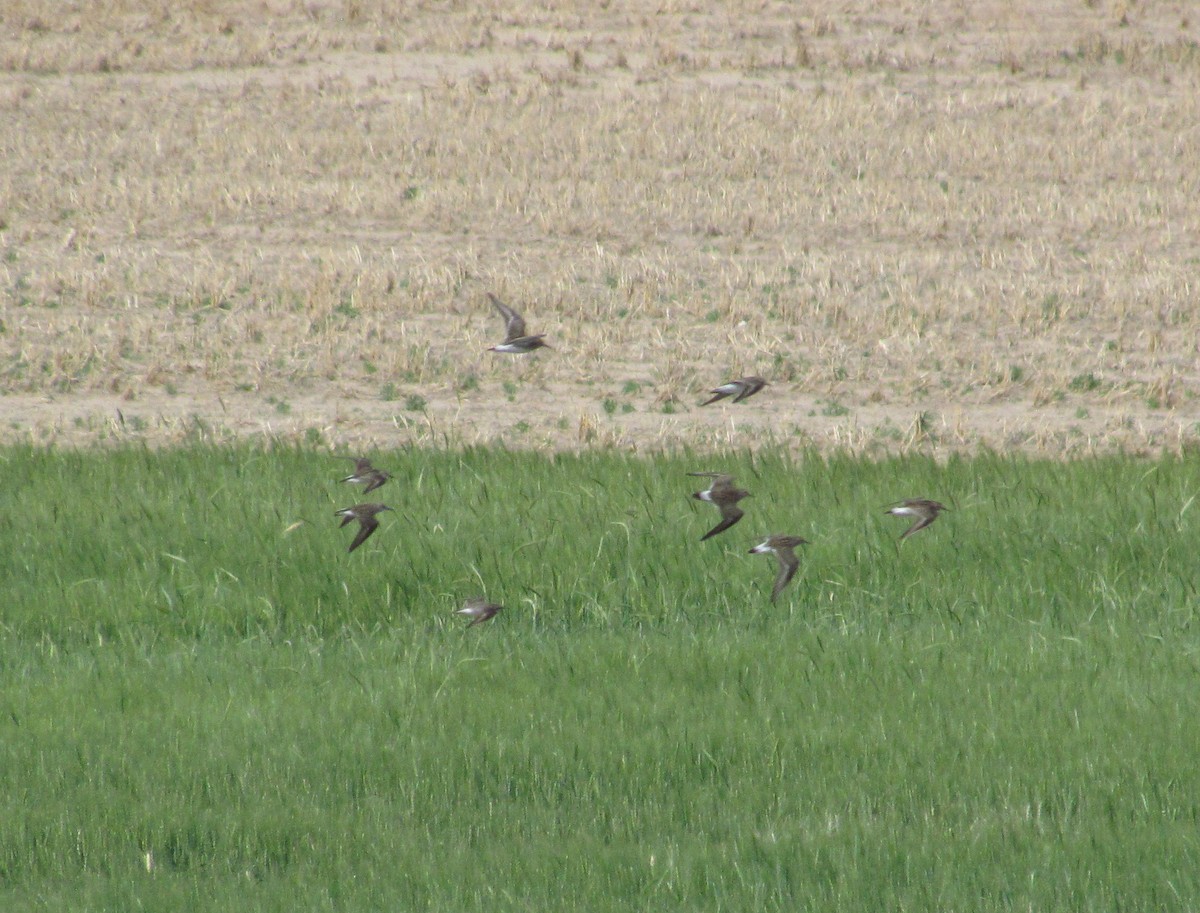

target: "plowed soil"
[2,1,1198,455]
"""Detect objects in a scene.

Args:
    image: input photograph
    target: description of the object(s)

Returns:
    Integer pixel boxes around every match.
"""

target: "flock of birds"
[334,294,950,626]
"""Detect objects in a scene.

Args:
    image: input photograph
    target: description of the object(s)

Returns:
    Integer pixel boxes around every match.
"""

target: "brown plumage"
[689,472,752,541]
[335,503,393,553]
[340,457,391,494]
[456,597,504,627]
[487,293,550,354]
[749,535,810,602]
[701,375,768,406]
[885,499,948,540]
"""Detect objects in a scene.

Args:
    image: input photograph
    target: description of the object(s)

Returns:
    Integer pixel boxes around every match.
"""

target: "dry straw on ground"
[0,0,1197,455]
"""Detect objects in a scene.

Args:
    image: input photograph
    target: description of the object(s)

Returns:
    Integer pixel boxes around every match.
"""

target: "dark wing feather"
[702,383,738,406]
[770,548,800,601]
[733,377,766,403]
[469,605,501,627]
[348,515,380,552]
[900,515,936,540]
[488,293,526,341]
[361,470,390,494]
[701,505,744,541]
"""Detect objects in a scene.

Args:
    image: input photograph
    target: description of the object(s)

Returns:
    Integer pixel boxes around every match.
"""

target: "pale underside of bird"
[340,457,391,494]
[457,597,504,627]
[689,472,752,541]
[749,535,810,602]
[487,293,550,354]
[335,503,393,553]
[702,375,768,406]
[885,499,949,540]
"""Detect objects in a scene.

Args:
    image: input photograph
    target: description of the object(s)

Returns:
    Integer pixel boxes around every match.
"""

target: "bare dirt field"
[1,0,1198,456]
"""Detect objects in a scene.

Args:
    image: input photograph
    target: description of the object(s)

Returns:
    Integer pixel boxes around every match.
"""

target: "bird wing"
[900,515,936,540]
[468,605,501,627]
[771,548,800,601]
[361,470,390,494]
[701,505,744,541]
[708,474,738,495]
[488,293,526,341]
[691,473,734,501]
[340,458,371,483]
[701,383,738,406]
[733,377,765,402]
[689,473,738,493]
[348,515,380,552]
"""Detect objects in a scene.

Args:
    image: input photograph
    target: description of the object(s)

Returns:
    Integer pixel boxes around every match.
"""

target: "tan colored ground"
[1,1,1198,455]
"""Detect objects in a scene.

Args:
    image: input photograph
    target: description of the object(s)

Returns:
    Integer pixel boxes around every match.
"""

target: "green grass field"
[2,444,1199,911]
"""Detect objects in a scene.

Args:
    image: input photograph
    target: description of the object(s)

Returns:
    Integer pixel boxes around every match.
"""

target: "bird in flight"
[486,293,551,354]
[689,472,752,541]
[885,499,949,540]
[749,535,810,602]
[340,457,391,494]
[701,376,768,406]
[334,503,393,553]
[456,597,504,627]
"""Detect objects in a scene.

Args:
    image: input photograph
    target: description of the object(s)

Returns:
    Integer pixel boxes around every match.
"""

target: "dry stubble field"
[1,0,1198,456]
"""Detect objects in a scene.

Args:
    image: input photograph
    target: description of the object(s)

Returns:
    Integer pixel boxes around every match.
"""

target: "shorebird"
[334,503,393,553]
[486,293,550,354]
[749,535,810,602]
[340,457,391,494]
[689,472,752,541]
[701,376,768,406]
[456,597,504,628]
[885,499,949,540]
